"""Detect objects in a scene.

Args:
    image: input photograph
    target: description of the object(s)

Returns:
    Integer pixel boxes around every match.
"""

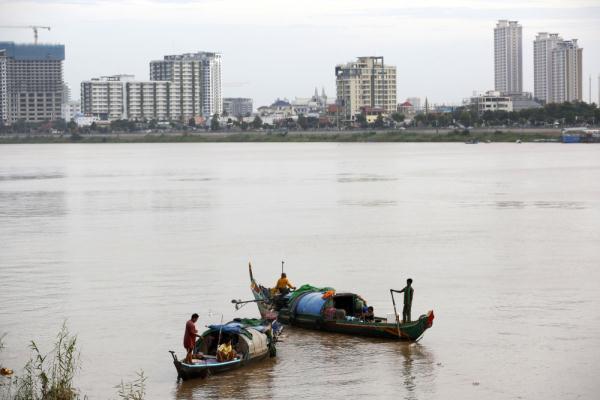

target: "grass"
[0,326,146,400]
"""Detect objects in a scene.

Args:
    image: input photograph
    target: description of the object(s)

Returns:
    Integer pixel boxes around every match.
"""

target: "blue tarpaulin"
[208,322,247,335]
[294,292,327,317]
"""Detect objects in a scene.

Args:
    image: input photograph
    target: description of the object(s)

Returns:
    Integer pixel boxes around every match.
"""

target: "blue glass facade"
[0,42,65,61]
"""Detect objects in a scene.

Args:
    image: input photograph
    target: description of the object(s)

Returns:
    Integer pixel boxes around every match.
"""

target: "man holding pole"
[392,279,414,323]
[183,313,202,363]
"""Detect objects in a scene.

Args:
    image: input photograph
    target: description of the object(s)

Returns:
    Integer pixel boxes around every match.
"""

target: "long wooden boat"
[169,318,277,381]
[245,264,434,341]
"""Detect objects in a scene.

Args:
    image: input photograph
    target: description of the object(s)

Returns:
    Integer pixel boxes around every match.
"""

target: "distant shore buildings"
[80,52,222,122]
[0,41,65,124]
[335,56,397,122]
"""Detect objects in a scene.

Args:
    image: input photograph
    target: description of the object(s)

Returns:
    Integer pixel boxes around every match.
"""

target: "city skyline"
[1,0,599,107]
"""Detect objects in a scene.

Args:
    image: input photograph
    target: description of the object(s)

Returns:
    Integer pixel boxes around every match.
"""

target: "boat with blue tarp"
[169,318,279,381]
[241,264,434,341]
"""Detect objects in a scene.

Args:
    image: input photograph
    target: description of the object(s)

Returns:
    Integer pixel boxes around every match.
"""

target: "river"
[0,143,599,399]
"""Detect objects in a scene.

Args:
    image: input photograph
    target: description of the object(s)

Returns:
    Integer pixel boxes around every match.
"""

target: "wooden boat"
[243,264,434,341]
[169,318,277,381]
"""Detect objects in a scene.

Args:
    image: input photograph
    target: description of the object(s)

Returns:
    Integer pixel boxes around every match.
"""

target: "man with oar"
[392,278,414,323]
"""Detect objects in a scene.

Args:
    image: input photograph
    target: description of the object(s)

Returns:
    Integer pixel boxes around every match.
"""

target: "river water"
[0,143,599,399]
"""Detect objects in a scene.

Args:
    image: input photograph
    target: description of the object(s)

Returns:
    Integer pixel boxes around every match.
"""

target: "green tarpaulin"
[289,284,335,303]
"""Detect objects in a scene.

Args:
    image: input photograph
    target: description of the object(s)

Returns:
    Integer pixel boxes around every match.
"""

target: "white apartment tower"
[534,33,583,103]
[81,75,132,120]
[150,52,222,120]
[335,56,397,120]
[81,75,176,121]
[494,20,522,94]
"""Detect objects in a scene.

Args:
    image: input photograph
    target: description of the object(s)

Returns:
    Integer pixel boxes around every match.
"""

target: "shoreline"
[0,129,563,144]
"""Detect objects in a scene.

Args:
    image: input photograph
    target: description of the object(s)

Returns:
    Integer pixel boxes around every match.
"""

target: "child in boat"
[216,340,237,362]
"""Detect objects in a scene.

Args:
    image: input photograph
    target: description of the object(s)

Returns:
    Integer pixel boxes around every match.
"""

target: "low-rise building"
[223,97,253,117]
[506,92,542,111]
[61,101,81,121]
[470,91,513,114]
[406,97,422,112]
[291,88,328,117]
[398,101,415,117]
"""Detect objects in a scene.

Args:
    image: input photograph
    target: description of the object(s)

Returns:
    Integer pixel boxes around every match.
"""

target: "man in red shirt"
[184,313,201,363]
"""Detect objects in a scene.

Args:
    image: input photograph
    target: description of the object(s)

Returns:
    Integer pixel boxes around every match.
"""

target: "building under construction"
[0,41,65,124]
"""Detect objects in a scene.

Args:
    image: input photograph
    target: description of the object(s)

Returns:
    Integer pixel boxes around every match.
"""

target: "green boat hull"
[249,265,434,341]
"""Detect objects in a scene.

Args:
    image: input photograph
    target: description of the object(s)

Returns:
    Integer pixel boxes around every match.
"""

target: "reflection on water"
[0,191,66,218]
[0,173,64,181]
[174,358,277,400]
[1,143,599,400]
[338,199,397,207]
[458,200,588,210]
[337,173,397,183]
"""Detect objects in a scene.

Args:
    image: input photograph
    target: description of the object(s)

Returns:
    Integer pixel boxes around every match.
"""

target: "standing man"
[393,279,414,323]
[184,313,201,363]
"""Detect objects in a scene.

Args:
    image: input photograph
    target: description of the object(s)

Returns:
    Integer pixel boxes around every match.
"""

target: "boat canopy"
[238,327,269,358]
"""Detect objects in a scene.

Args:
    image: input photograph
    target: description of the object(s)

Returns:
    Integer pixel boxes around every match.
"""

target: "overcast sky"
[1,0,599,107]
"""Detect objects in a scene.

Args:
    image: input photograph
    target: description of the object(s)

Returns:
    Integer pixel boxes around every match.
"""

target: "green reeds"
[0,325,145,400]
[115,371,146,400]
[5,323,81,400]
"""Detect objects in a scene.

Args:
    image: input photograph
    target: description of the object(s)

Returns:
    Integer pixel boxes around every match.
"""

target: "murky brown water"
[1,143,599,399]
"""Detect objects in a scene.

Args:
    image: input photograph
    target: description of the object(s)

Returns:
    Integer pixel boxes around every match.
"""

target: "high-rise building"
[150,52,222,120]
[335,56,397,121]
[534,33,583,103]
[0,41,65,124]
[125,80,172,121]
[81,75,133,120]
[494,20,522,94]
[223,98,253,117]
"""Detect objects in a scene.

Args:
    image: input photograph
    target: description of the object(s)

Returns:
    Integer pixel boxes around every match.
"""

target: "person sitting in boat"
[216,340,237,362]
[275,273,296,295]
[363,306,375,322]
[183,313,202,363]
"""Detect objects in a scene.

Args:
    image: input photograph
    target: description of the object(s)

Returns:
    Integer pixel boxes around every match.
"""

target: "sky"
[1,0,599,107]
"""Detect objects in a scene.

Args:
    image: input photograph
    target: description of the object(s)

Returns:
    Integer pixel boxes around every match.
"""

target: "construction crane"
[0,25,51,44]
